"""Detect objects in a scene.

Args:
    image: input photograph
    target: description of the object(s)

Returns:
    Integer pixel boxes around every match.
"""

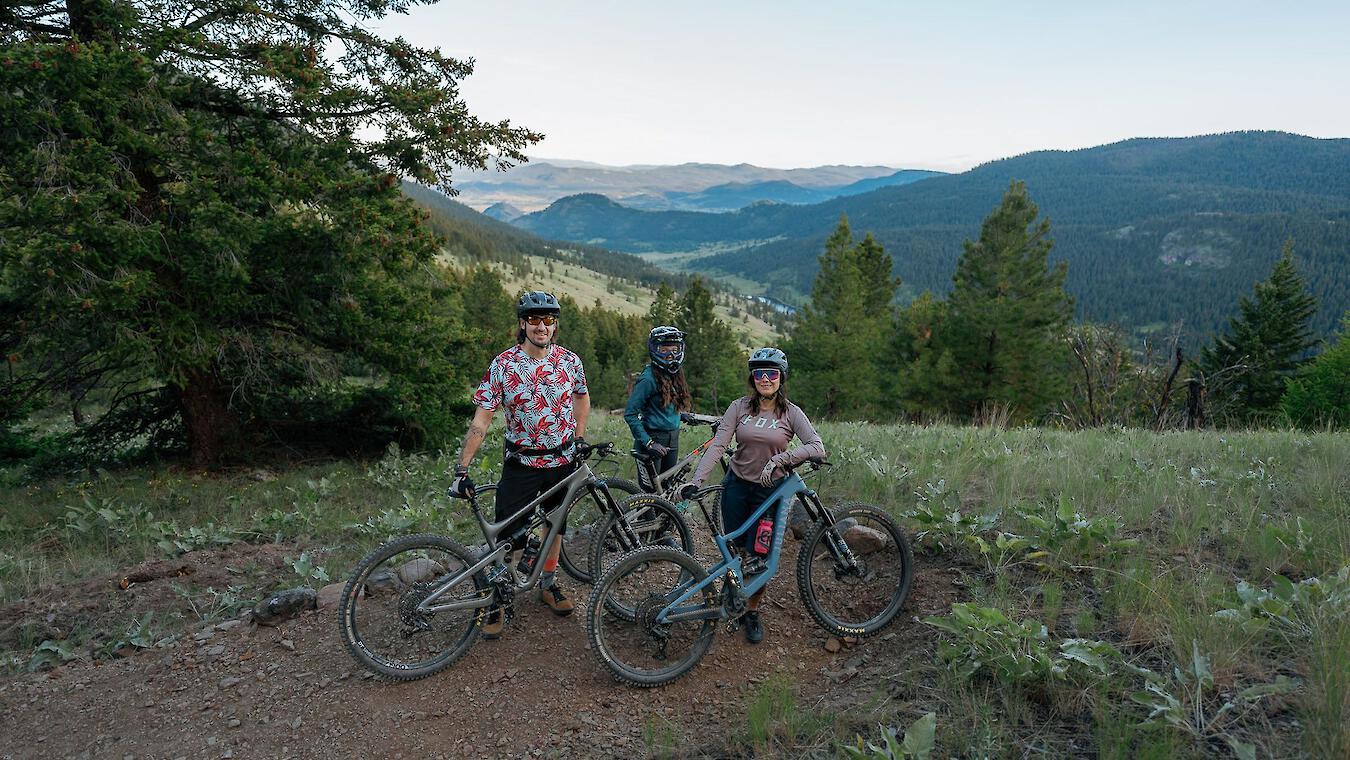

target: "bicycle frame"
[634,428,732,497]
[653,469,835,625]
[416,460,622,614]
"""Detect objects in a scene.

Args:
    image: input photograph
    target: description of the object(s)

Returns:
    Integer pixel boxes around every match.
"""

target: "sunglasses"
[751,369,781,382]
[524,315,558,326]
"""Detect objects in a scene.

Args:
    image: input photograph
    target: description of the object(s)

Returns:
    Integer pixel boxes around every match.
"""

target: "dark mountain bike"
[586,412,736,577]
[586,458,913,687]
[338,441,692,681]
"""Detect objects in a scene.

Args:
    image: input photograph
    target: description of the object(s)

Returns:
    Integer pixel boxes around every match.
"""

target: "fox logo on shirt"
[739,414,780,429]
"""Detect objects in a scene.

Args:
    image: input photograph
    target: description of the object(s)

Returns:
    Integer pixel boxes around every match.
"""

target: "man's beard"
[527,333,551,349]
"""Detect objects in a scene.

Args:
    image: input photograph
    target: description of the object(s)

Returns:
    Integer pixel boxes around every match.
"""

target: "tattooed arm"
[457,406,495,470]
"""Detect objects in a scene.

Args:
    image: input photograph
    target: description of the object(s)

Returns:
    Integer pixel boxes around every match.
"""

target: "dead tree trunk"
[1153,345,1184,431]
[1184,379,1206,430]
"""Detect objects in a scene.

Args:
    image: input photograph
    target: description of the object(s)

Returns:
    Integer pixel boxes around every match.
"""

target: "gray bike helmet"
[748,347,788,377]
[516,290,561,317]
[647,326,686,373]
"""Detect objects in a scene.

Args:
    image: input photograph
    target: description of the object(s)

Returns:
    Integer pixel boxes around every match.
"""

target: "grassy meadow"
[2,414,1347,758]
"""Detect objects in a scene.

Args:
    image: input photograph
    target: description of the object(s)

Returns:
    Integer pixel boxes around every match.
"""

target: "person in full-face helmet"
[677,347,824,645]
[449,291,590,638]
[623,326,692,488]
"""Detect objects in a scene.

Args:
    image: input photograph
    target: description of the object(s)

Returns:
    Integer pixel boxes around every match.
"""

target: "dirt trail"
[0,548,964,760]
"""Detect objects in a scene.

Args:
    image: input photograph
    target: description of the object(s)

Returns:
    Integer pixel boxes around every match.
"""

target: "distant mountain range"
[453,161,939,212]
[508,132,1350,339]
[619,170,944,212]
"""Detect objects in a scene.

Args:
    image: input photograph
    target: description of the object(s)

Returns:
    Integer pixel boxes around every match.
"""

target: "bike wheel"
[590,495,695,617]
[587,545,718,688]
[559,481,633,584]
[597,477,642,498]
[338,533,490,680]
[796,503,913,637]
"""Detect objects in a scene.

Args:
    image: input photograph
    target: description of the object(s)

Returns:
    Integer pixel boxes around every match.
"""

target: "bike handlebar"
[575,440,615,461]
[679,412,722,427]
[448,441,615,501]
[684,458,831,500]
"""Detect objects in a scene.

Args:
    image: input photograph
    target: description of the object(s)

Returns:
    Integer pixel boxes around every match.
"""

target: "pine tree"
[888,293,960,418]
[1,1,539,465]
[647,283,680,326]
[1200,241,1319,421]
[458,267,516,373]
[940,181,1073,420]
[1281,312,1350,428]
[787,216,898,420]
[678,278,742,412]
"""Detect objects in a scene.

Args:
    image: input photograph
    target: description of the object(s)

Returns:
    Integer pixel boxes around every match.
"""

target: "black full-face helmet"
[748,347,788,378]
[647,326,686,373]
[516,291,561,317]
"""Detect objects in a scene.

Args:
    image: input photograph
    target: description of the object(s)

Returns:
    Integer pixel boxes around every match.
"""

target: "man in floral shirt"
[451,291,589,638]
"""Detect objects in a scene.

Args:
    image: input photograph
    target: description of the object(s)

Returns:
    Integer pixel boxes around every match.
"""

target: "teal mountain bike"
[586,459,914,687]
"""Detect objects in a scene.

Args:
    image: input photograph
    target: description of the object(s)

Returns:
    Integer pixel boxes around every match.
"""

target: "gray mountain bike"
[338,441,693,680]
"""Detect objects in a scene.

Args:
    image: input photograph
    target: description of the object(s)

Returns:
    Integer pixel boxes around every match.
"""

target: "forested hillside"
[401,182,686,289]
[514,132,1350,338]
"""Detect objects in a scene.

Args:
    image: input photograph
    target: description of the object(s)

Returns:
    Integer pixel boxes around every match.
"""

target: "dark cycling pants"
[637,428,679,491]
[495,459,576,541]
[720,474,777,553]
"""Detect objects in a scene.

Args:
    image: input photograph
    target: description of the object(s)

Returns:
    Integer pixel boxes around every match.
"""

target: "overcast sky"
[371,1,1350,172]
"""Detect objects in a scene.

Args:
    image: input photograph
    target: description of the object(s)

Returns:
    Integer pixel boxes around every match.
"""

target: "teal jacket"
[624,365,681,447]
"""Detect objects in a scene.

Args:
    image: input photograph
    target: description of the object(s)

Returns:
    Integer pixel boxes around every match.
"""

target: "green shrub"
[841,713,937,760]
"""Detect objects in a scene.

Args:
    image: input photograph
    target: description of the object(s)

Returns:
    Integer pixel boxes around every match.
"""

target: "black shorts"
[494,459,577,541]
[638,428,679,490]
[720,474,778,552]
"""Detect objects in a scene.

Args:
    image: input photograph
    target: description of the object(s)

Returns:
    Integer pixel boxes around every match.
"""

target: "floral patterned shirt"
[473,344,589,468]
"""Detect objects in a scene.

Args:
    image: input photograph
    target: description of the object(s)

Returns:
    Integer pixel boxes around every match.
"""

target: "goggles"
[654,343,682,357]
[524,315,558,326]
[751,369,781,382]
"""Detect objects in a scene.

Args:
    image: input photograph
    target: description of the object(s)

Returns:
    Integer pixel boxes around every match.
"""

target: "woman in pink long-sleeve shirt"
[679,347,825,644]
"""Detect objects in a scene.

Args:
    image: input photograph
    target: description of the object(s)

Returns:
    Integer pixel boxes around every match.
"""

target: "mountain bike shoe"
[539,584,575,616]
[481,607,505,640]
[742,611,764,644]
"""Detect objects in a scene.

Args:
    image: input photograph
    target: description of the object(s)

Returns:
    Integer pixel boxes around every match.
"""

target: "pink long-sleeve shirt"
[692,396,826,485]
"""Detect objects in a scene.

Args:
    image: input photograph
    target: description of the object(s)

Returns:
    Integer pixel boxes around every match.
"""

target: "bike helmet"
[516,290,561,317]
[647,326,686,373]
[748,347,788,377]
